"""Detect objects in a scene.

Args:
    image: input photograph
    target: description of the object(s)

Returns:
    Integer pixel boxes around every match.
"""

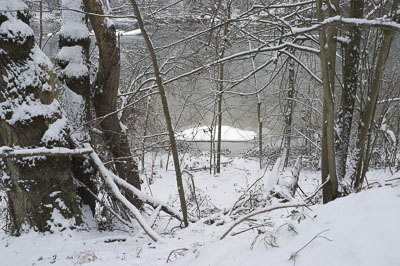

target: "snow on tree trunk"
[0,1,82,234]
[282,51,295,168]
[56,0,97,215]
[335,0,364,188]
[82,0,142,208]
[264,158,281,193]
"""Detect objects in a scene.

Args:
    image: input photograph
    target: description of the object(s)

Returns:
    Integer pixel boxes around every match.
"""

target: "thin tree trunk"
[249,41,263,169]
[82,0,142,208]
[216,58,224,174]
[258,102,263,168]
[317,0,339,203]
[282,51,295,168]
[216,1,230,174]
[353,0,398,189]
[39,0,43,48]
[335,0,364,183]
[128,0,189,227]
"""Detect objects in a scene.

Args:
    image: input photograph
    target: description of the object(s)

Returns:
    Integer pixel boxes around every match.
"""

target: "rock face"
[0,1,82,234]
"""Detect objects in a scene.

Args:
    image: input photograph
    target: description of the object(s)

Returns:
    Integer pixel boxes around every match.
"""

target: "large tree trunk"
[335,0,364,184]
[82,0,142,208]
[57,0,97,214]
[0,3,82,234]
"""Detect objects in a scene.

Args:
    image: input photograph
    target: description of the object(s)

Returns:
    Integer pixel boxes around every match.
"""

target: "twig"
[231,222,273,237]
[289,229,332,264]
[303,179,329,203]
[220,203,306,240]
[166,248,188,263]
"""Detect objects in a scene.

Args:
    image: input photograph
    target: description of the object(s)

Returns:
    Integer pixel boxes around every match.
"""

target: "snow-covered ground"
[0,154,399,266]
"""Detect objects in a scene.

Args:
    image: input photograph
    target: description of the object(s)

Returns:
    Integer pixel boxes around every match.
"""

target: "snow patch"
[0,16,33,44]
[41,116,69,145]
[177,125,256,142]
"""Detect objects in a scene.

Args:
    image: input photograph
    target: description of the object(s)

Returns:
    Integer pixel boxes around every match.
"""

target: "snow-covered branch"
[0,146,93,158]
[288,16,400,37]
[85,144,162,242]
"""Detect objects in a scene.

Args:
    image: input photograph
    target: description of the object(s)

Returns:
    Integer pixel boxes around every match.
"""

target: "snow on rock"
[177,125,256,142]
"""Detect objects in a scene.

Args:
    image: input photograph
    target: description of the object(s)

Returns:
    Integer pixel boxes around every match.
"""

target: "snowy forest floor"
[0,153,399,266]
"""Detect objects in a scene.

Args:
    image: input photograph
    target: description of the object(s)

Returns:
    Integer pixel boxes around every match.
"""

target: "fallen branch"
[147,205,162,228]
[220,203,306,240]
[0,146,93,158]
[362,177,400,189]
[110,167,198,223]
[230,222,273,237]
[0,143,192,241]
[86,144,162,242]
[74,178,136,230]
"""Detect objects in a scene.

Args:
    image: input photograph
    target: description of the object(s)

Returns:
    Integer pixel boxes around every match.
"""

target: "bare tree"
[128,0,189,226]
[82,0,142,208]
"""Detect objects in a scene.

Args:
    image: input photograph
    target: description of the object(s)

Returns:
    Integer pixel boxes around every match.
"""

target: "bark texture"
[353,16,398,189]
[282,52,295,168]
[82,0,142,208]
[0,4,82,234]
[317,0,339,203]
[335,0,364,184]
[57,0,97,215]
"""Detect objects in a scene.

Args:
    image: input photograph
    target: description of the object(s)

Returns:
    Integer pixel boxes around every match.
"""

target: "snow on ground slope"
[172,186,400,266]
[0,155,399,266]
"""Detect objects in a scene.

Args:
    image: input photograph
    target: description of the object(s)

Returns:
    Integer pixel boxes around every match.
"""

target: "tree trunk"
[317,0,339,203]
[0,3,82,234]
[353,28,397,189]
[128,0,189,226]
[335,0,364,184]
[82,0,142,208]
[282,52,295,168]
[57,0,97,214]
[216,1,230,174]
[216,59,224,174]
